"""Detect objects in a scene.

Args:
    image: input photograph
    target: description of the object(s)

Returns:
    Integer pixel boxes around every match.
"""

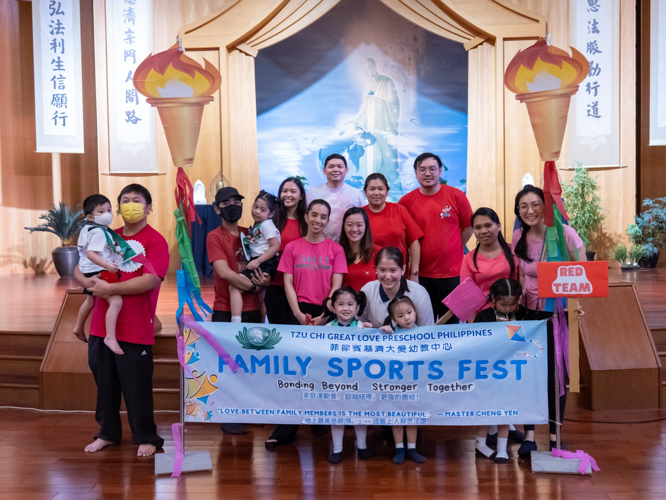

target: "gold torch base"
[146,97,213,169]
[516,86,578,163]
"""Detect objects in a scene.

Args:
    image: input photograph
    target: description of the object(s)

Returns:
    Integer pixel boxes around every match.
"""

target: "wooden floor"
[2,406,666,499]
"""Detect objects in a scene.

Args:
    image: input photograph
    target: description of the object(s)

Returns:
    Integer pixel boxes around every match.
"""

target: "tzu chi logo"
[551,265,593,295]
[236,327,282,351]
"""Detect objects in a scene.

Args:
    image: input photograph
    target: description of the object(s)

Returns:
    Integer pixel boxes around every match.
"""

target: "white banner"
[105,0,158,172]
[32,0,85,153]
[568,0,620,167]
[650,0,666,145]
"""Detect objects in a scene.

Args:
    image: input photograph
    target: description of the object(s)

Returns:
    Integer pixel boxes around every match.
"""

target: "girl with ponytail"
[460,208,518,316]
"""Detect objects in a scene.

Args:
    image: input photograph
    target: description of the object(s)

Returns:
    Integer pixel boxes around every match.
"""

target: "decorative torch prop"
[134,43,222,477]
[133,42,220,306]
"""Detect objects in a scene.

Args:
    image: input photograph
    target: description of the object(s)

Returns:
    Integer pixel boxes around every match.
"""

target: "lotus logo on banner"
[236,327,282,350]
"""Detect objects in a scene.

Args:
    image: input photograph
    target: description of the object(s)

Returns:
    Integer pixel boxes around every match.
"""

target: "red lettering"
[559,267,567,277]
[575,267,583,276]
[553,283,561,293]
[562,283,569,293]
[570,282,578,293]
[579,282,591,293]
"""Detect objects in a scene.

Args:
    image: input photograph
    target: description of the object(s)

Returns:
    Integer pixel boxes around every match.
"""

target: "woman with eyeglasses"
[511,184,585,459]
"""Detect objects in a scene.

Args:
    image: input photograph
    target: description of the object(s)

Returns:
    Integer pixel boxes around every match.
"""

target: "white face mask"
[94,212,114,226]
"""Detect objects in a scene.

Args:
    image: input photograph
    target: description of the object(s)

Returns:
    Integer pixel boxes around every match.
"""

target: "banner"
[32,0,85,153]
[105,0,158,172]
[537,261,609,298]
[568,0,620,167]
[182,321,548,426]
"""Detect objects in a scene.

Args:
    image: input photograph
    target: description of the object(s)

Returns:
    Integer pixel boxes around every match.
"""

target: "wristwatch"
[411,271,419,277]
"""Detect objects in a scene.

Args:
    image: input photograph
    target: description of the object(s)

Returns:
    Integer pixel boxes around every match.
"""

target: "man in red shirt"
[206,186,270,434]
[399,153,473,323]
[75,184,170,458]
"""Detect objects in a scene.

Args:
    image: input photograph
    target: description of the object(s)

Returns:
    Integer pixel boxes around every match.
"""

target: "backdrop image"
[255,0,468,201]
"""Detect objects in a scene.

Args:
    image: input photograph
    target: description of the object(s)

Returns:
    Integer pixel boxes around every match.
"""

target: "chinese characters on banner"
[650,0,666,145]
[105,0,157,172]
[568,0,620,167]
[32,0,84,153]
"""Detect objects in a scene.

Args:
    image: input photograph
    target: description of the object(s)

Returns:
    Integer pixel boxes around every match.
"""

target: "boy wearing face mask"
[74,194,124,355]
[75,184,170,458]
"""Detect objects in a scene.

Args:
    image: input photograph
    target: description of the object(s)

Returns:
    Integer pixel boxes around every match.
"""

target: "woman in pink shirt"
[511,184,585,459]
[460,207,518,315]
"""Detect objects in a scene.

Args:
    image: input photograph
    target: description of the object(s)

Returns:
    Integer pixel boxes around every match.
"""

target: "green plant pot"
[586,251,596,262]
[52,246,79,278]
[620,265,639,272]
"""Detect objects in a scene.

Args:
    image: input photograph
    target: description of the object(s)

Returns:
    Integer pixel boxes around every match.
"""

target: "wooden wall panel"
[0,0,98,275]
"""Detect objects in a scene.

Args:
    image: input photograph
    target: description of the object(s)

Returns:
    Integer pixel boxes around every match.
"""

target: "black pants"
[269,302,324,443]
[212,310,262,323]
[419,276,460,324]
[87,335,163,447]
[265,286,297,325]
[523,310,566,436]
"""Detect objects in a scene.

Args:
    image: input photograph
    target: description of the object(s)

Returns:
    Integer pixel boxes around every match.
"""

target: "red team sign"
[537,261,609,298]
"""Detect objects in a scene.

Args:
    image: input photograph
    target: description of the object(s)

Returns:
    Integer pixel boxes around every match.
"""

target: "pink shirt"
[460,251,519,311]
[278,238,348,305]
[511,225,584,310]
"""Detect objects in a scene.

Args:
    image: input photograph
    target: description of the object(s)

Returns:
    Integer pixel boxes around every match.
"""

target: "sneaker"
[509,429,525,442]
[328,451,343,464]
[406,448,426,463]
[357,448,373,460]
[220,423,247,435]
[486,433,498,446]
[393,448,405,464]
[517,440,537,458]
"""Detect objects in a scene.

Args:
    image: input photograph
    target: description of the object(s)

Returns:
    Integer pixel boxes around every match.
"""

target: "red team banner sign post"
[537,261,609,393]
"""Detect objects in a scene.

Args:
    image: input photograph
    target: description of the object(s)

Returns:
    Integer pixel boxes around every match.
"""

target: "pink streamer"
[180,315,240,372]
[171,422,184,477]
[551,299,569,397]
[551,448,600,475]
[131,254,157,275]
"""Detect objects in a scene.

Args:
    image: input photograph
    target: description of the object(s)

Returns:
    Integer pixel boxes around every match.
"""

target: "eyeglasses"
[518,202,542,213]
[416,167,441,174]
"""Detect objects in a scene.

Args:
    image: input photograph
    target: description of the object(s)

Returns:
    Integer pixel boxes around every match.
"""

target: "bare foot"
[104,337,124,355]
[73,328,88,343]
[137,444,156,457]
[85,438,114,453]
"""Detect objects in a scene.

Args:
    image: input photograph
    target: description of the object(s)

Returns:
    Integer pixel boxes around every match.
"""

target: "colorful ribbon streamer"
[551,448,600,475]
[171,422,185,477]
[175,205,201,292]
[174,167,200,233]
[179,314,240,373]
[542,160,570,227]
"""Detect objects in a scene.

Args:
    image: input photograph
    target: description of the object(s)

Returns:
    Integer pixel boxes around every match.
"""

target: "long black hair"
[471,207,515,278]
[488,278,522,302]
[273,177,307,237]
[375,246,409,292]
[513,185,545,262]
[339,207,374,265]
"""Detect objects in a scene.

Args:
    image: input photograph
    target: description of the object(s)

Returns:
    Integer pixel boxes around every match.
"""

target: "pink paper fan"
[442,277,488,323]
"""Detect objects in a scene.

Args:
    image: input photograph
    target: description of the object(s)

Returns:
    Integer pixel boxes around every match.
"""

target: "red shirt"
[273,218,302,287]
[207,226,260,312]
[364,203,423,264]
[399,185,473,279]
[89,224,170,345]
[343,245,380,292]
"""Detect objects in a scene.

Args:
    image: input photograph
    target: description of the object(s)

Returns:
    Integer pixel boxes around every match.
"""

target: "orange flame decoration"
[504,38,589,95]
[133,43,222,99]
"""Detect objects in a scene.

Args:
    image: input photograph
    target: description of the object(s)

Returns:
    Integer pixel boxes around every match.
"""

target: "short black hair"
[323,153,347,169]
[83,194,111,216]
[307,198,331,216]
[117,183,152,205]
[413,152,442,170]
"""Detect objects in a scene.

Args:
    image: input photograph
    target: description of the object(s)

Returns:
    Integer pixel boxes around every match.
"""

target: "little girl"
[382,296,426,464]
[325,286,373,463]
[473,278,527,463]
[229,191,281,322]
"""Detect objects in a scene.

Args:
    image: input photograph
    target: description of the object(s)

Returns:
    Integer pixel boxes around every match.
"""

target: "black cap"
[214,187,244,204]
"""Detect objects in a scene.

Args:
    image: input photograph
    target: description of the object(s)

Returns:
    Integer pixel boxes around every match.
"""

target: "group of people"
[206,152,586,464]
[72,151,585,464]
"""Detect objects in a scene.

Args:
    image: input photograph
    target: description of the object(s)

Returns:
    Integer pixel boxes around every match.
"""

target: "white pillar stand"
[52,152,62,204]
[155,322,212,476]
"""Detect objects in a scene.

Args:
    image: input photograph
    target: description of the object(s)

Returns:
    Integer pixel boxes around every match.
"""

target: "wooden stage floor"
[2,269,666,499]
[2,406,666,499]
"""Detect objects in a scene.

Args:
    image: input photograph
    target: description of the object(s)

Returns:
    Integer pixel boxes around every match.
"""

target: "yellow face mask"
[120,202,146,224]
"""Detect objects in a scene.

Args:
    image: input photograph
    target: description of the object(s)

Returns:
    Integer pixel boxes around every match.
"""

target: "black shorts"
[240,255,279,281]
[82,271,101,296]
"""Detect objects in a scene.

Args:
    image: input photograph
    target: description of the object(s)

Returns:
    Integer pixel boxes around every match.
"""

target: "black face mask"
[219,204,242,223]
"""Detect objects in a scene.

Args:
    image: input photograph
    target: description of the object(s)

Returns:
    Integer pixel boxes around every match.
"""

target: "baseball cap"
[214,187,244,204]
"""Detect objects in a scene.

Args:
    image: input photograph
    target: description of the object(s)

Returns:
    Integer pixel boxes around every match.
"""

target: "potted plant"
[612,244,647,271]
[25,203,84,278]
[627,197,666,268]
[562,162,605,261]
